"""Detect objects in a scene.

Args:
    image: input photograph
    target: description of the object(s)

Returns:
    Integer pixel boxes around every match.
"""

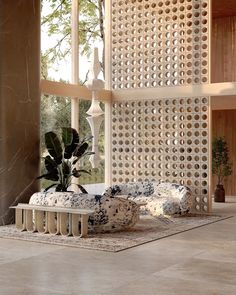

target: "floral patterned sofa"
[29,192,140,232]
[103,181,192,216]
[29,181,192,233]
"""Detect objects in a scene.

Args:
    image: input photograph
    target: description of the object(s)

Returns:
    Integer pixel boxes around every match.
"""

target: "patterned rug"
[0,214,232,252]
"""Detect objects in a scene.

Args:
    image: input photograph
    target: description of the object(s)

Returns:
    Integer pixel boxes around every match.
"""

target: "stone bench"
[10,203,94,237]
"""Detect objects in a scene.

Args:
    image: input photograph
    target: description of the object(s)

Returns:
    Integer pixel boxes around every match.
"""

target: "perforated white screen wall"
[111,0,209,90]
[109,0,211,212]
[111,96,210,212]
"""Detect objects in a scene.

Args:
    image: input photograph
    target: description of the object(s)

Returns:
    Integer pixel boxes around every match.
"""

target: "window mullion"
[71,0,79,131]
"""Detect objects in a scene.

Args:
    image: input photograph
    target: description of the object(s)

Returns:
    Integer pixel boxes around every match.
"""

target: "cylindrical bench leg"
[15,208,26,231]
[71,214,80,237]
[47,212,57,234]
[81,214,89,237]
[59,213,68,236]
[25,209,34,232]
[34,210,45,233]
[44,212,49,233]
[56,212,60,235]
[68,214,72,236]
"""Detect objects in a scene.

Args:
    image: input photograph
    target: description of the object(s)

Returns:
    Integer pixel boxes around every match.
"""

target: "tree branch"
[41,0,66,26]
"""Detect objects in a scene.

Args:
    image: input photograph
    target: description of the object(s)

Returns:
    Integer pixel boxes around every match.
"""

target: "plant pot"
[214,184,225,203]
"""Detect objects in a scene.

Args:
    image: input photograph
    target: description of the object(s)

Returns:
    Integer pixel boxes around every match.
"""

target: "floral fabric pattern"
[29,182,192,233]
[103,182,192,216]
[29,192,140,233]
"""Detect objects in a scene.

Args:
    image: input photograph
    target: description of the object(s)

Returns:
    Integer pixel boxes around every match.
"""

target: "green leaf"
[77,184,88,194]
[73,142,89,158]
[62,127,73,147]
[62,161,71,178]
[64,128,80,159]
[44,183,58,192]
[212,136,232,184]
[72,168,81,178]
[78,169,91,175]
[37,172,59,181]
[45,131,63,164]
[55,184,65,192]
[81,134,93,143]
[72,151,95,165]
[72,168,91,178]
[45,156,58,172]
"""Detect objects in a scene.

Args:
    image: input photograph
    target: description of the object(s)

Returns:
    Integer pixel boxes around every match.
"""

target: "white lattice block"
[111,96,210,212]
[111,0,209,90]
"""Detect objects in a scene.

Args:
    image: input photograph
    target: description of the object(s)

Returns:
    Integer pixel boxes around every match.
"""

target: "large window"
[40,0,106,193]
[41,0,105,83]
[40,95,71,189]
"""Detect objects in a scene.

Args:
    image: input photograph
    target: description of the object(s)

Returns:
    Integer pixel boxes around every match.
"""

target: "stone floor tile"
[100,275,236,295]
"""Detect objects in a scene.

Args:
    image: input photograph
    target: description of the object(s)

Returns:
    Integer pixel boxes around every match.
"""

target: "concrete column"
[0,0,40,225]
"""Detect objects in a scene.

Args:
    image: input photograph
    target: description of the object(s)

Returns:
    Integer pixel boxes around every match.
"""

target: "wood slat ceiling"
[213,0,236,18]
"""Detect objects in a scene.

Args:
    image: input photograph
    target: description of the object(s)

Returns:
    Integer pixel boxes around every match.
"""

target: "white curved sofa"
[29,192,140,232]
[103,181,192,216]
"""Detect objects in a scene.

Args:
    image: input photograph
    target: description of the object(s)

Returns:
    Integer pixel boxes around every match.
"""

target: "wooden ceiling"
[213,0,236,18]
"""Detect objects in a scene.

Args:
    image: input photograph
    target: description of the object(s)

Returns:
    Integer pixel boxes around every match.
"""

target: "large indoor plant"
[212,136,232,202]
[38,127,94,193]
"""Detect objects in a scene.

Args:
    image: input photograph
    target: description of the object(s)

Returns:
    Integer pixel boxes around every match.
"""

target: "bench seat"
[11,203,94,237]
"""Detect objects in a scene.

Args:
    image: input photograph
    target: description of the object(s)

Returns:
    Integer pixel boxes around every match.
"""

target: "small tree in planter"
[212,136,232,202]
[38,127,94,193]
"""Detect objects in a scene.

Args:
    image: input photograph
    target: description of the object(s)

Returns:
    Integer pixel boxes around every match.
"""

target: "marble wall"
[0,0,40,224]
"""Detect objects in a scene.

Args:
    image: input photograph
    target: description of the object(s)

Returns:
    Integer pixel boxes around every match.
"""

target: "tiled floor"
[0,199,235,295]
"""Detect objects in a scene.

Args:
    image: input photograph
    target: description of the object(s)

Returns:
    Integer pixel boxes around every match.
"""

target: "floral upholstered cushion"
[103,181,192,216]
[103,181,160,198]
[29,192,140,232]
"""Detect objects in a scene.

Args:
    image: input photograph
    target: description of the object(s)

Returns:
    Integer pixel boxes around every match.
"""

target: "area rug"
[0,214,232,252]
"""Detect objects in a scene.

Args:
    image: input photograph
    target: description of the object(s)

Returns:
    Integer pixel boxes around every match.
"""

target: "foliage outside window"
[40,0,105,190]
[41,0,105,82]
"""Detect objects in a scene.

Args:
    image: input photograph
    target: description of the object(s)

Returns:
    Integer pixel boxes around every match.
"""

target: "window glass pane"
[79,0,105,83]
[79,101,105,194]
[40,97,105,193]
[41,0,71,82]
[40,94,71,190]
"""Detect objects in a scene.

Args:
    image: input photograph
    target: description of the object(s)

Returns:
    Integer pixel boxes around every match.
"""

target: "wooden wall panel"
[212,110,236,196]
[212,16,236,83]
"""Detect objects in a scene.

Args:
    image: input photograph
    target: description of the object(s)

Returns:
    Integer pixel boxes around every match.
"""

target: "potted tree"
[38,127,94,193]
[212,136,232,202]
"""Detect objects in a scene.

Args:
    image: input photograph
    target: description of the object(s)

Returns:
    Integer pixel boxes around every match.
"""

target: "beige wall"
[0,0,40,224]
[212,110,236,196]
